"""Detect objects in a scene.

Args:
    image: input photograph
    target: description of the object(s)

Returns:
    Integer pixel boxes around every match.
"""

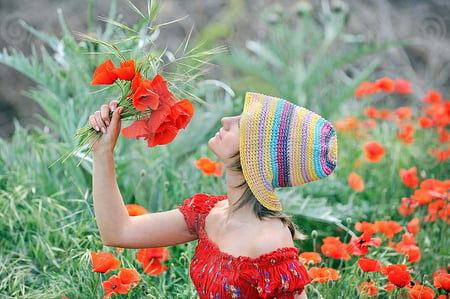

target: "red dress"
[178,194,311,299]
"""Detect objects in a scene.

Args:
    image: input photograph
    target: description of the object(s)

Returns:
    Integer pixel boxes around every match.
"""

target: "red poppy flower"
[397,124,415,144]
[348,172,364,192]
[394,79,413,94]
[399,167,419,189]
[355,81,380,98]
[363,141,385,162]
[91,59,118,85]
[112,60,136,80]
[394,234,421,262]
[381,264,411,288]
[149,74,176,107]
[91,251,121,273]
[411,189,433,205]
[132,79,160,111]
[131,72,143,92]
[374,220,402,240]
[409,285,435,299]
[118,268,140,288]
[320,237,351,260]
[358,280,379,297]
[378,109,393,120]
[364,106,378,118]
[308,267,341,283]
[170,99,195,130]
[102,275,131,297]
[417,117,433,128]
[136,247,170,275]
[125,204,148,216]
[355,221,377,233]
[398,197,418,217]
[194,157,223,177]
[423,90,442,104]
[395,106,413,120]
[299,252,322,265]
[122,105,179,147]
[358,257,381,272]
[375,77,395,93]
[387,269,412,288]
[347,231,382,256]
[406,218,420,236]
[433,270,450,292]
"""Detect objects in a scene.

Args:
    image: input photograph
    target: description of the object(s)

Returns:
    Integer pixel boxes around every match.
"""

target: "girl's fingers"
[100,104,111,125]
[109,101,119,112]
[94,110,107,133]
[89,115,100,132]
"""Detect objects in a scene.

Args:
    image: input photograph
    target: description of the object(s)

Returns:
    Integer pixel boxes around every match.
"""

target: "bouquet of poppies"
[66,58,194,163]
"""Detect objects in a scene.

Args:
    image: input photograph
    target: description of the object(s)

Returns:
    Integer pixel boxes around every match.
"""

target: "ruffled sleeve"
[253,250,311,298]
[177,194,226,237]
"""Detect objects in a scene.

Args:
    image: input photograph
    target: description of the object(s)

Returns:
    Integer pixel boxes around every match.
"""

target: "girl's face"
[208,116,241,164]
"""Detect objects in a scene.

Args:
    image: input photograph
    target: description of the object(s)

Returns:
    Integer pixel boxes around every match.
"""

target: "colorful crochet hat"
[239,92,338,211]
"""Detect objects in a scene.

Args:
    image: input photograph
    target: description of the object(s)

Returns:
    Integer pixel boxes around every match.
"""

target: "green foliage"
[217,5,396,118]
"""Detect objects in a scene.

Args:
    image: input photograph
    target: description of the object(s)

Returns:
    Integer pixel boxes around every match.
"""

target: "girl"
[88,92,337,298]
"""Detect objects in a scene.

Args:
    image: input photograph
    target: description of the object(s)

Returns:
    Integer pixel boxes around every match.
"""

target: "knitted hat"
[239,92,338,211]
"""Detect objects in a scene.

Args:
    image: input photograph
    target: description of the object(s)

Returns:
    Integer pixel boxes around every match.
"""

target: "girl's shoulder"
[179,193,227,214]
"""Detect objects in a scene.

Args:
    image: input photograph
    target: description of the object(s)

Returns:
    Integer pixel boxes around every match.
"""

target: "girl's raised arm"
[90,103,196,248]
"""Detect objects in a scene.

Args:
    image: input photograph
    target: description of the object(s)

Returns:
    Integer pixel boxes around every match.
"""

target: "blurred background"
[1,0,450,138]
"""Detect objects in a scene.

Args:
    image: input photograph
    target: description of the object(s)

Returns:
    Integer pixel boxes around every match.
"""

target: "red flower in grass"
[406,218,420,236]
[102,275,130,298]
[194,157,223,177]
[359,280,379,297]
[375,77,395,93]
[125,204,148,216]
[374,220,402,241]
[381,264,411,288]
[91,59,119,85]
[398,197,419,217]
[358,257,381,272]
[347,230,382,256]
[91,251,121,273]
[423,90,442,104]
[101,268,140,299]
[308,267,341,283]
[394,79,413,94]
[397,124,415,144]
[399,167,419,189]
[299,252,322,265]
[409,285,435,299]
[395,107,413,120]
[118,268,140,288]
[136,247,170,275]
[355,81,380,98]
[418,117,433,128]
[320,237,351,260]
[394,234,421,262]
[363,141,385,162]
[348,172,364,192]
[433,269,450,292]
[355,221,377,233]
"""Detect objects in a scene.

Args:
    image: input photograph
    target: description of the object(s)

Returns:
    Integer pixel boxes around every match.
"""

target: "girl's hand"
[88,101,123,154]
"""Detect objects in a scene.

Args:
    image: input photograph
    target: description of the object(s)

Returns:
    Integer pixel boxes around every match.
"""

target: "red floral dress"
[178,194,311,299]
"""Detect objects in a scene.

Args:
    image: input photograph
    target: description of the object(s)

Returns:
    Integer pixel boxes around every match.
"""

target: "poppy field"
[0,1,449,298]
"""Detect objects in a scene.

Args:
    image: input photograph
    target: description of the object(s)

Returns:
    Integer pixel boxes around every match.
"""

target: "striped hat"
[239,92,337,211]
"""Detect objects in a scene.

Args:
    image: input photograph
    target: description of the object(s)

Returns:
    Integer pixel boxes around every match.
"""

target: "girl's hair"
[229,153,306,240]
